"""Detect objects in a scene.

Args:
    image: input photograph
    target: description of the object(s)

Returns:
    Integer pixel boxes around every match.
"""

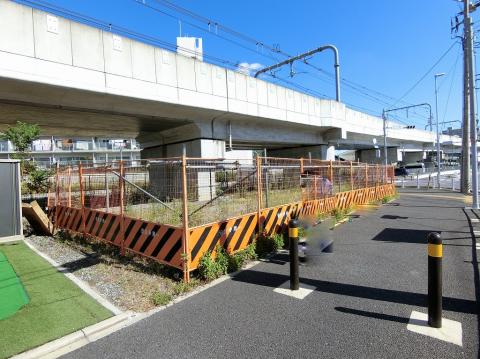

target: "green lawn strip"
[0,251,30,321]
[0,242,112,359]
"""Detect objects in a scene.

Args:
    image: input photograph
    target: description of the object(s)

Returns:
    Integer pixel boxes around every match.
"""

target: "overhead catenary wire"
[392,41,459,107]
[133,0,419,114]
[441,46,462,128]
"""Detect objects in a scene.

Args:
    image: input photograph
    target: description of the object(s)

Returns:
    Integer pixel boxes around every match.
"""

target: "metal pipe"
[111,171,174,211]
[254,45,341,102]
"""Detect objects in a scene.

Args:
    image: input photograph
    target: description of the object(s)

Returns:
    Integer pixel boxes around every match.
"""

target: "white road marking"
[273,281,315,300]
[407,311,462,347]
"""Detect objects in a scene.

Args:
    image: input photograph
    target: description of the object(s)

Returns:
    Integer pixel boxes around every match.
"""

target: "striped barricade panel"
[188,212,259,270]
[262,204,299,237]
[54,206,184,270]
[55,205,83,232]
[118,216,184,269]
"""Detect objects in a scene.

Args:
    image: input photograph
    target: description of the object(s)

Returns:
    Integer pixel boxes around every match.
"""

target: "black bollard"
[289,219,299,290]
[427,232,442,328]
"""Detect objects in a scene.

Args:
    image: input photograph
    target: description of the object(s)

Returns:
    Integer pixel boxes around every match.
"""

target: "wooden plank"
[22,201,53,236]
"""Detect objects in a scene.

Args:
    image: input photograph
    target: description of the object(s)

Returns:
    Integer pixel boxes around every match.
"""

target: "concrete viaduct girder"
[0,1,462,160]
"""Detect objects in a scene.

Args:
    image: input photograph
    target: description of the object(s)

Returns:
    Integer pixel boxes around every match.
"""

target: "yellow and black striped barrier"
[289,219,299,290]
[427,232,442,328]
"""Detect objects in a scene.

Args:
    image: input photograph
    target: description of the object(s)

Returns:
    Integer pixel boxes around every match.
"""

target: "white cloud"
[236,62,264,75]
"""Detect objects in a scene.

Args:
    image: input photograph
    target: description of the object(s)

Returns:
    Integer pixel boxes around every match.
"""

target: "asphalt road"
[63,189,480,359]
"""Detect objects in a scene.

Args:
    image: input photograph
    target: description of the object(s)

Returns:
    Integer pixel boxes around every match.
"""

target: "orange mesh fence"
[52,158,394,229]
[186,158,259,227]
[50,157,395,276]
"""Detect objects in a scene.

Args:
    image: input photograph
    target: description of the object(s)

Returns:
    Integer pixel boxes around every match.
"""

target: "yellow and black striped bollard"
[289,219,299,290]
[427,232,442,328]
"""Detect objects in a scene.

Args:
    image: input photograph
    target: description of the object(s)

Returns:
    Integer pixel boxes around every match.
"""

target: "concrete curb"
[9,250,261,358]
[23,238,122,316]
[11,312,135,359]
[0,235,24,244]
[140,259,261,317]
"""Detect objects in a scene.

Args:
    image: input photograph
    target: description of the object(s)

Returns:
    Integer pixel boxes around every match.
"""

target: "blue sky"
[18,0,469,130]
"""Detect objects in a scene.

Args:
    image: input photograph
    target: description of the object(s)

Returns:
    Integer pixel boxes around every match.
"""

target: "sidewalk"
[63,189,479,359]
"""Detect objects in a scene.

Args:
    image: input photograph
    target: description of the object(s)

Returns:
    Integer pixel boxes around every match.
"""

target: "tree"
[1,121,40,154]
[1,121,51,194]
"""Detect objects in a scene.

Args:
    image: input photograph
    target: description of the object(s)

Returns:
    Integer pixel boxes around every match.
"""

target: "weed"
[381,194,398,203]
[170,278,200,296]
[331,206,354,224]
[151,291,172,306]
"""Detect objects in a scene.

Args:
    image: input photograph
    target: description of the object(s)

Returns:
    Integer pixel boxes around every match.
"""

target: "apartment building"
[0,136,141,167]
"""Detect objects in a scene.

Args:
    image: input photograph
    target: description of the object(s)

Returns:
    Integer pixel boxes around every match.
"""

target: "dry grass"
[49,232,200,312]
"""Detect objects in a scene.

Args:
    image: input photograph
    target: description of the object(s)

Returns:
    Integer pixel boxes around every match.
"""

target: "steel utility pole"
[434,73,445,189]
[461,32,471,194]
[465,0,479,208]
[254,45,341,102]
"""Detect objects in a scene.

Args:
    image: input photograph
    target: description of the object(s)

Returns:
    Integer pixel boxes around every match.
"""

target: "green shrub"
[198,247,228,281]
[242,243,258,261]
[271,233,284,250]
[215,246,229,274]
[226,244,257,272]
[255,233,284,257]
[24,166,52,194]
[227,253,244,272]
[151,291,172,306]
[255,234,274,257]
[198,244,258,280]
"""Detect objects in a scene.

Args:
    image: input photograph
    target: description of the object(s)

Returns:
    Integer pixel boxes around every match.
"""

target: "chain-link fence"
[50,156,394,278]
[52,157,394,229]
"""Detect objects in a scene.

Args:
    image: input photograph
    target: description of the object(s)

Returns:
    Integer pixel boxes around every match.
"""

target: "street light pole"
[434,73,445,189]
[383,109,388,168]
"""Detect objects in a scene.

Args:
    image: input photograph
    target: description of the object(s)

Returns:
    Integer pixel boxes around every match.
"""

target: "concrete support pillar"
[358,147,400,164]
[142,139,227,202]
[402,151,426,164]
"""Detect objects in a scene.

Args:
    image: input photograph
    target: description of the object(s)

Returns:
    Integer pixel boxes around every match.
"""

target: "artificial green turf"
[0,251,29,320]
[0,242,112,359]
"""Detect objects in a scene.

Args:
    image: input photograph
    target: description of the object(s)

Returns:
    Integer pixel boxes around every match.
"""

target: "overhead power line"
[392,41,459,107]
[19,0,425,126]
[133,0,415,114]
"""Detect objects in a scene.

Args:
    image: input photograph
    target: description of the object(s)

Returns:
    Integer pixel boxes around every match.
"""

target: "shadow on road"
[334,306,409,324]
[231,269,477,315]
[371,228,434,244]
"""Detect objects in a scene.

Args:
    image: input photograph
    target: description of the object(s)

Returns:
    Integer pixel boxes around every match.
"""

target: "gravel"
[23,220,186,312]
